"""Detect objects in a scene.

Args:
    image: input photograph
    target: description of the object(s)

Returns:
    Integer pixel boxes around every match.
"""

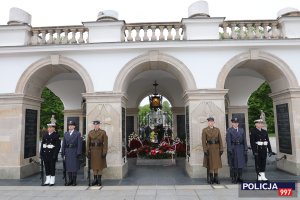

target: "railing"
[28,20,284,46]
[123,22,184,42]
[219,20,282,39]
[30,26,88,45]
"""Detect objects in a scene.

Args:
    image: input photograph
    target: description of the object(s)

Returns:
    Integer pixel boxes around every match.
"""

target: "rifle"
[40,158,44,186]
[87,153,91,186]
[62,155,67,186]
[206,151,210,184]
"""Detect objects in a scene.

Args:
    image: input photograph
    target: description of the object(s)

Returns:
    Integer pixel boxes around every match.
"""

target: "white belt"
[43,144,55,149]
[256,141,268,146]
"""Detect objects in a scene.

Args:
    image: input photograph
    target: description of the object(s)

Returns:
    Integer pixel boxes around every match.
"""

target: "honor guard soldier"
[61,121,82,186]
[87,120,108,186]
[202,117,223,184]
[250,119,274,181]
[40,123,61,186]
[226,117,247,183]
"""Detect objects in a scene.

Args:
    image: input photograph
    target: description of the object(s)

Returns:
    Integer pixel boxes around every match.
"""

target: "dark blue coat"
[40,131,61,162]
[226,127,247,168]
[61,130,82,172]
[250,128,272,158]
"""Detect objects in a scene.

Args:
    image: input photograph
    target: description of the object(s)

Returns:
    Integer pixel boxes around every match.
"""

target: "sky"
[1,0,300,26]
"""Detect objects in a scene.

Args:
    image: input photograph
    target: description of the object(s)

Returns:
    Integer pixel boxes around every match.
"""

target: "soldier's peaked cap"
[207,116,214,121]
[47,123,56,127]
[254,119,264,123]
[231,117,239,123]
[93,120,101,125]
[67,121,76,126]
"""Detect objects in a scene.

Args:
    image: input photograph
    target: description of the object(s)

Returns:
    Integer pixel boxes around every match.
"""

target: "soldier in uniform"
[202,117,223,184]
[226,117,247,183]
[250,119,273,181]
[40,123,61,186]
[87,120,108,186]
[61,121,82,186]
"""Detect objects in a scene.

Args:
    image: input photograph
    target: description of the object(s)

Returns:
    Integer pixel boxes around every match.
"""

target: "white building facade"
[0,2,300,179]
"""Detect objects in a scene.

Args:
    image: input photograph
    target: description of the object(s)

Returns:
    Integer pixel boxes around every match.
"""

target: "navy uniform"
[61,121,82,186]
[202,117,223,184]
[250,119,272,181]
[40,123,61,186]
[226,118,247,183]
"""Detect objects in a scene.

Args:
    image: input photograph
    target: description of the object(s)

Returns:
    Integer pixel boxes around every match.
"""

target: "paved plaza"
[0,138,299,199]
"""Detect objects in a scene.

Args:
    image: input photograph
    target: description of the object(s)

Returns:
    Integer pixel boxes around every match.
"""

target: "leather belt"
[256,141,268,146]
[232,141,243,145]
[66,144,77,148]
[43,144,55,149]
[207,140,219,144]
[90,142,103,147]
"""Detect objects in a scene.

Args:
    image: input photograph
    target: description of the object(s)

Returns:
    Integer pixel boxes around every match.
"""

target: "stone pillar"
[270,88,300,175]
[0,94,41,179]
[83,92,128,179]
[278,8,300,39]
[63,109,85,135]
[126,108,139,133]
[171,107,185,138]
[83,10,124,43]
[183,89,228,178]
[227,105,250,147]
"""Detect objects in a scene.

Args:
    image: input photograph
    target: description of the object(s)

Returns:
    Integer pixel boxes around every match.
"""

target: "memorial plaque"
[122,107,126,158]
[232,113,246,132]
[24,109,38,158]
[185,106,190,157]
[276,103,292,154]
[67,117,79,131]
[177,115,185,140]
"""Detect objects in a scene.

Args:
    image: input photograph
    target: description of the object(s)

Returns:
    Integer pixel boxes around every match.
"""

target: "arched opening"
[15,56,92,179]
[115,52,193,184]
[220,50,299,177]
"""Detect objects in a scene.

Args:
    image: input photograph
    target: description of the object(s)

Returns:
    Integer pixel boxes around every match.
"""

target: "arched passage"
[218,50,300,175]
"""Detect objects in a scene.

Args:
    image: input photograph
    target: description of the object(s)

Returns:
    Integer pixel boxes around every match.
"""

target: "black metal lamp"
[149,81,162,111]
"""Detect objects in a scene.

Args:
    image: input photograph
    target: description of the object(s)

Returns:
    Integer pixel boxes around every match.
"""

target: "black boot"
[233,170,237,184]
[66,172,73,186]
[209,173,214,184]
[91,175,98,186]
[237,169,243,183]
[214,173,220,184]
[72,175,77,186]
[97,175,102,186]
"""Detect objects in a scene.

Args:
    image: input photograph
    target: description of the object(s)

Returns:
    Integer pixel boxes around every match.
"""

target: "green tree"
[248,82,274,133]
[138,104,151,127]
[40,87,64,136]
[162,100,172,125]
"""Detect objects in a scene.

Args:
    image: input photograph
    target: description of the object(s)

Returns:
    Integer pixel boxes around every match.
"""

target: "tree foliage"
[248,82,274,133]
[40,87,64,135]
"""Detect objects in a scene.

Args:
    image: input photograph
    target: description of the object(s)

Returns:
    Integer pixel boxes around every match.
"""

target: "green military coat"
[202,126,223,170]
[87,129,108,171]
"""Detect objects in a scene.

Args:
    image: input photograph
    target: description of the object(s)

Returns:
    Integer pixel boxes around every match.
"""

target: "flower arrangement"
[137,141,175,159]
[127,132,143,158]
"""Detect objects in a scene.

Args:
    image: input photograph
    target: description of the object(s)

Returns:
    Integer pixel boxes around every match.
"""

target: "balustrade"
[124,22,184,42]
[219,20,282,39]
[30,26,88,45]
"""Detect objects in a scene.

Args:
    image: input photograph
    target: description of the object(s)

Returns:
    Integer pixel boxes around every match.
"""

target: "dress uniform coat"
[62,130,82,172]
[226,127,247,168]
[87,129,108,171]
[250,128,272,173]
[202,126,223,170]
[40,131,61,176]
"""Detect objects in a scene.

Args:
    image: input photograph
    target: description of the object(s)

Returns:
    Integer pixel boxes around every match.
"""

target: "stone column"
[83,92,128,179]
[0,94,41,179]
[183,89,228,178]
[171,107,185,138]
[270,88,300,175]
[64,109,86,135]
[126,108,139,133]
[227,105,250,147]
